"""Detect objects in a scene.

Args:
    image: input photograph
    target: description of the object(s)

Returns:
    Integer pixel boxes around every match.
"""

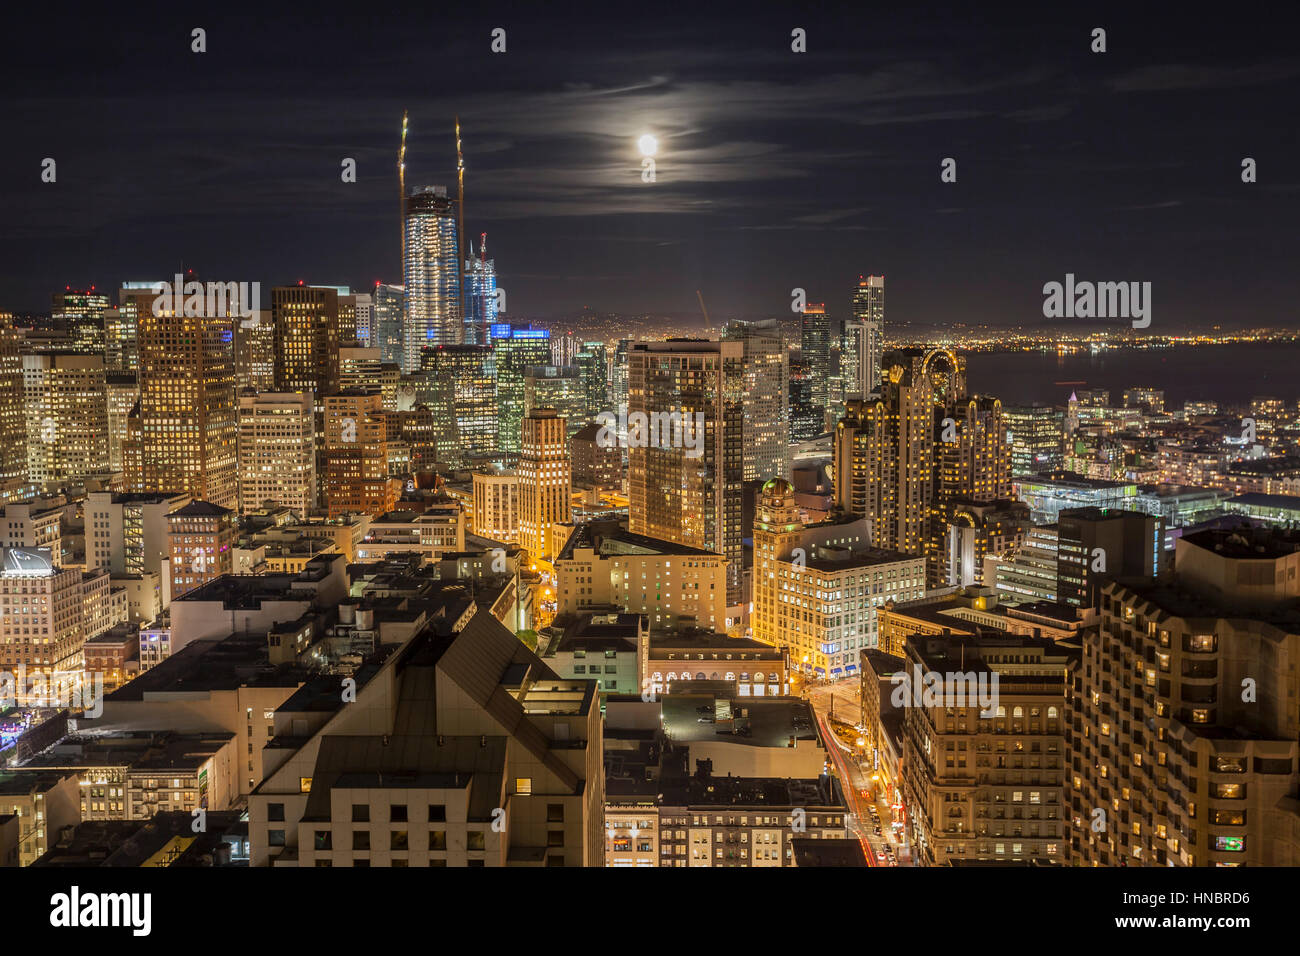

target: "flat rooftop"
[107,633,309,699]
[660,694,820,749]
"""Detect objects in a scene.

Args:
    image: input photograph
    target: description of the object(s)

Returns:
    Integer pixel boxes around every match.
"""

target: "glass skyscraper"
[402,186,460,368]
[492,324,551,455]
[372,283,406,369]
[464,246,497,346]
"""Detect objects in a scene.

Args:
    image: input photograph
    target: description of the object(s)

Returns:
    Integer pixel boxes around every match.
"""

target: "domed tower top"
[760,477,794,502]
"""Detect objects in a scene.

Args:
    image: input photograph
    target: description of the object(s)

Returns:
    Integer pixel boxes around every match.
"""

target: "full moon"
[637,134,658,157]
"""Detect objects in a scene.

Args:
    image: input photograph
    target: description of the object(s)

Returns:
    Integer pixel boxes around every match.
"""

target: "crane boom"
[398,110,408,278]
[696,289,710,328]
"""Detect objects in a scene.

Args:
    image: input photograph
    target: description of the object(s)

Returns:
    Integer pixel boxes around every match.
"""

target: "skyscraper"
[847,274,885,398]
[418,345,497,465]
[22,353,109,489]
[234,312,275,392]
[929,392,1013,583]
[132,293,239,509]
[525,365,585,437]
[273,285,341,401]
[372,283,406,368]
[0,314,30,501]
[463,238,497,346]
[1004,403,1065,476]
[116,282,170,375]
[574,340,609,420]
[628,339,744,605]
[237,391,317,515]
[493,325,552,456]
[833,351,945,558]
[799,302,830,419]
[788,356,822,443]
[403,185,461,363]
[323,389,401,517]
[105,371,139,476]
[723,319,790,482]
[52,289,109,356]
[167,500,235,598]
[519,408,572,561]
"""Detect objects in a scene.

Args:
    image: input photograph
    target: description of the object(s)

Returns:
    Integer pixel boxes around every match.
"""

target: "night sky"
[2,2,1297,327]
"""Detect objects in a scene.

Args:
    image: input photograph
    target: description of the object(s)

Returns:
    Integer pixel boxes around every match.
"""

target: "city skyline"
[5,5,1300,927]
[2,5,1297,327]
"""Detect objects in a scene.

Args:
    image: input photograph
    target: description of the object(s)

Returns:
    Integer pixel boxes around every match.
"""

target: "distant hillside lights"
[1042,274,1151,329]
[150,275,261,318]
[0,667,103,718]
[595,405,705,458]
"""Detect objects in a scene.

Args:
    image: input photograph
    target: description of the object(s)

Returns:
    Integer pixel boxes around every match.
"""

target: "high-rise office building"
[463,241,497,346]
[574,341,608,419]
[609,338,631,412]
[628,340,744,605]
[351,291,373,345]
[570,422,622,490]
[52,290,109,356]
[403,185,461,363]
[323,389,401,518]
[799,303,831,418]
[237,391,317,515]
[419,345,497,465]
[555,523,727,632]
[525,366,585,437]
[848,274,885,398]
[492,325,552,456]
[519,408,572,561]
[132,295,238,509]
[105,371,139,475]
[0,315,30,501]
[86,490,191,578]
[0,547,113,689]
[234,312,275,392]
[1055,507,1162,609]
[372,283,406,369]
[23,353,110,490]
[272,285,341,401]
[115,282,173,374]
[1005,403,1065,477]
[1071,527,1300,866]
[723,319,790,482]
[788,356,822,443]
[936,497,1027,589]
[339,346,400,409]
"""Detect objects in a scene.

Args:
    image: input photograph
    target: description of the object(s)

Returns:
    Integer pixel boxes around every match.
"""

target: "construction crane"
[398,110,408,275]
[696,289,711,329]
[456,116,466,324]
